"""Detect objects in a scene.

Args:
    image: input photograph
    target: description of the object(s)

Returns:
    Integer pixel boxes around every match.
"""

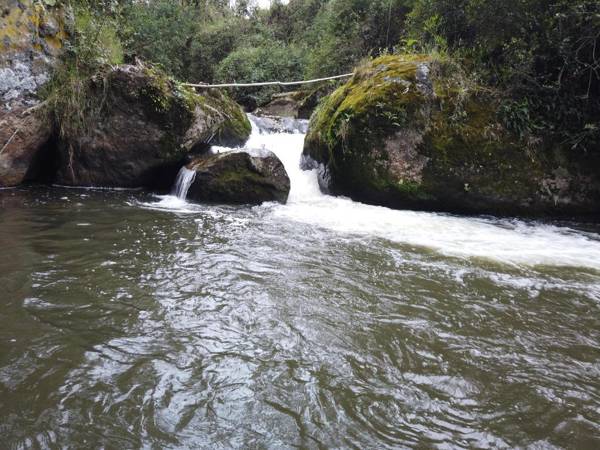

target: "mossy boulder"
[0,0,70,96]
[0,0,70,187]
[186,149,290,205]
[54,63,251,188]
[303,54,600,217]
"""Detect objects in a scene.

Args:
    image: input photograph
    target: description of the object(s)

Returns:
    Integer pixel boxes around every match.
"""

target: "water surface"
[1,117,600,449]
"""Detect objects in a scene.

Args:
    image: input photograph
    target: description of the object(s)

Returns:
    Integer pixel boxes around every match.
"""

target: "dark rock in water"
[304,54,600,217]
[255,86,334,120]
[0,0,70,187]
[0,106,53,186]
[255,94,300,118]
[300,154,332,194]
[186,149,290,205]
[54,63,251,188]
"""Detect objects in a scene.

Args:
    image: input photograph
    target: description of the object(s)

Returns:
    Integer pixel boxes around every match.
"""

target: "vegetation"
[42,3,124,138]
[42,0,598,155]
[407,0,600,152]
[303,54,600,215]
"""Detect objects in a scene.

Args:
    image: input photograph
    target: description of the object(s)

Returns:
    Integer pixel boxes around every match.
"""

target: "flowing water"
[1,116,600,449]
[172,167,197,200]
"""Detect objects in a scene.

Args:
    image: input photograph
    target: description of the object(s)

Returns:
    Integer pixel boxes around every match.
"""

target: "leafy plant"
[498,99,536,138]
[215,40,306,106]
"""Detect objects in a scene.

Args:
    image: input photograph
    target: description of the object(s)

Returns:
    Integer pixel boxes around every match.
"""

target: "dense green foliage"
[216,41,306,106]
[408,0,600,150]
[48,0,599,152]
[100,0,414,105]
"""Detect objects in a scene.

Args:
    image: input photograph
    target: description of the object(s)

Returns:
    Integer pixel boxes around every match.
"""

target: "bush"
[408,0,600,150]
[119,0,201,79]
[215,40,306,107]
[304,0,414,78]
[188,16,265,84]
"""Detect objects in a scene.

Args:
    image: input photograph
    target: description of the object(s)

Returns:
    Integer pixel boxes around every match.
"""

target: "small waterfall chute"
[172,167,196,199]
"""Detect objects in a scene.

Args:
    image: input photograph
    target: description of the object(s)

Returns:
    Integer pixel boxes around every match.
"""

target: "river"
[1,116,599,448]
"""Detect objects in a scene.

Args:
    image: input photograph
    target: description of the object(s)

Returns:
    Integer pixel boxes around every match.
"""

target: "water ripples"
[1,187,600,448]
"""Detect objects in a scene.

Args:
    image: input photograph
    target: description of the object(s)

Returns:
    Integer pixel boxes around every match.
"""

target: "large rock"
[0,0,70,187]
[54,63,251,187]
[255,93,301,118]
[255,86,333,120]
[250,114,308,135]
[0,0,70,107]
[303,55,600,217]
[185,149,290,205]
[0,106,52,186]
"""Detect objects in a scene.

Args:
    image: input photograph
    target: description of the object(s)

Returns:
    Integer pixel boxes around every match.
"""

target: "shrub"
[408,0,600,151]
[119,0,201,79]
[215,40,306,107]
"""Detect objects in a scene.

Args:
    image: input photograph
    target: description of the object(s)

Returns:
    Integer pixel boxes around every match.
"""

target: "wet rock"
[255,94,300,118]
[303,54,600,217]
[54,63,251,188]
[255,86,334,120]
[186,149,290,205]
[0,106,52,187]
[251,115,308,134]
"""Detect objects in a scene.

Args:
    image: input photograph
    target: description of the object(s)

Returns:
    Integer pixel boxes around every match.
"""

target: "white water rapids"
[154,115,600,270]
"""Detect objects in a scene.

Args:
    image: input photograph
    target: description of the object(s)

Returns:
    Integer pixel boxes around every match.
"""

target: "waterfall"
[146,114,600,269]
[172,167,196,199]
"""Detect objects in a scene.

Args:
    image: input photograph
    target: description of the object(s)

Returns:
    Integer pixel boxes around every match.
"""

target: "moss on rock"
[303,54,600,217]
[100,64,250,145]
[0,0,69,59]
[53,62,251,188]
[0,0,71,187]
[194,88,253,146]
[186,150,290,205]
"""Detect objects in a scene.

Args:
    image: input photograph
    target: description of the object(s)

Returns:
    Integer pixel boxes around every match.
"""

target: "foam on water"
[143,114,600,269]
[140,195,203,214]
[243,115,600,270]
